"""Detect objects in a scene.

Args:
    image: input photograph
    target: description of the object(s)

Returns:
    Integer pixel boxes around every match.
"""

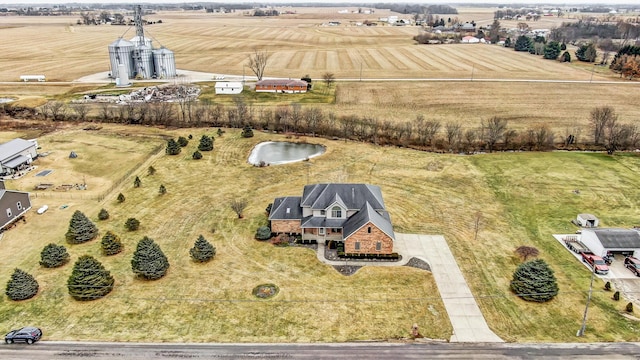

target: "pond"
[248,141,325,166]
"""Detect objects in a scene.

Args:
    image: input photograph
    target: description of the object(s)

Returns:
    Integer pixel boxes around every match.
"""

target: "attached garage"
[580,228,640,258]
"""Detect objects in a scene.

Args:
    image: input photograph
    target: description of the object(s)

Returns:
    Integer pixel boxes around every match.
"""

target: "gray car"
[5,327,42,344]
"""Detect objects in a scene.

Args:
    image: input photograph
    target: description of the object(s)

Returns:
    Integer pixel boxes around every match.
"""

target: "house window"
[367,226,372,233]
[16,202,22,210]
[331,206,342,218]
[6,208,12,218]
[319,228,325,235]
[320,210,326,216]
[376,242,382,251]
[332,228,342,233]
[355,241,361,250]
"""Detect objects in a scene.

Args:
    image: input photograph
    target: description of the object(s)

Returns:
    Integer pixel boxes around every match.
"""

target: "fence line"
[30,192,98,201]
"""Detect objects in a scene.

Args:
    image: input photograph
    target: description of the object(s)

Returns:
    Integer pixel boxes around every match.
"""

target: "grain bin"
[130,35,152,48]
[133,45,154,79]
[108,38,134,79]
[153,47,176,78]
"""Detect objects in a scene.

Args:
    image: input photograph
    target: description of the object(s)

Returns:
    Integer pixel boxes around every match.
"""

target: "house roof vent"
[286,208,290,214]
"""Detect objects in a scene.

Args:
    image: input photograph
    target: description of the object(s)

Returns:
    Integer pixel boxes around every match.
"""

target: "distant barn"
[255,79,308,94]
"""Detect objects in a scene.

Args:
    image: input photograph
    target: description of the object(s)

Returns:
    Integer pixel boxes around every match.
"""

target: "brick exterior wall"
[271,220,301,234]
[344,222,394,254]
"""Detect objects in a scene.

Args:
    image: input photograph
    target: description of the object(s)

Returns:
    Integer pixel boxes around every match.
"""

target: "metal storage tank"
[133,45,154,79]
[129,35,152,48]
[153,47,176,78]
[108,38,134,79]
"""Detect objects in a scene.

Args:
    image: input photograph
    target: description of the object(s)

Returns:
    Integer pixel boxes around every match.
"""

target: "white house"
[215,81,243,95]
[0,138,38,176]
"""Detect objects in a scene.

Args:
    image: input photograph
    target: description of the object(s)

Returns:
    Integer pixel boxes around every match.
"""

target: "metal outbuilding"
[215,82,243,94]
[580,228,640,258]
[577,214,599,228]
[153,48,176,78]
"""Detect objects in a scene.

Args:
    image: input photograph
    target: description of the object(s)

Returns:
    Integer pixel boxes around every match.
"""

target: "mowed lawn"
[2,124,640,342]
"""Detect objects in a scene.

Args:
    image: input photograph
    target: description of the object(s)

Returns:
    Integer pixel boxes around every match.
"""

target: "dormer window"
[331,206,342,218]
[320,210,326,216]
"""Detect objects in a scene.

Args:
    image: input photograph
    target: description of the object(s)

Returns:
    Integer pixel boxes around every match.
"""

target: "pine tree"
[241,125,254,138]
[98,208,109,220]
[255,226,272,240]
[159,184,166,194]
[198,134,214,151]
[67,255,114,301]
[5,268,39,301]
[514,35,531,52]
[125,217,140,231]
[101,231,123,256]
[134,176,141,188]
[117,193,126,203]
[40,243,70,268]
[147,166,156,175]
[65,210,99,244]
[131,236,170,280]
[166,138,181,155]
[510,259,559,302]
[177,136,189,147]
[192,151,202,160]
[190,235,216,262]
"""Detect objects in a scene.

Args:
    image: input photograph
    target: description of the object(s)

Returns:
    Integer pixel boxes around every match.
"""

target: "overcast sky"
[0,1,635,6]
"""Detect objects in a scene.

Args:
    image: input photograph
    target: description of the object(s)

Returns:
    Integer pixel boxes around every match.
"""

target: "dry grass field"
[2,124,640,342]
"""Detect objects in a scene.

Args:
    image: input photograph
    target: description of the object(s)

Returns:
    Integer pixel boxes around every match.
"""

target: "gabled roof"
[256,79,308,87]
[0,139,35,162]
[343,202,395,240]
[591,228,640,248]
[215,81,242,88]
[268,196,302,220]
[301,183,385,211]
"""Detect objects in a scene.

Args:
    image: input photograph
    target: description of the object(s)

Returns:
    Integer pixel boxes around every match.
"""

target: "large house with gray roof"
[0,138,38,176]
[268,183,395,254]
[0,180,31,231]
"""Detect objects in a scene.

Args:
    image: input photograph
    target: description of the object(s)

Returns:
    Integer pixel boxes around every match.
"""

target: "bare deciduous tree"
[445,121,462,152]
[230,199,248,219]
[247,49,269,81]
[70,103,89,122]
[590,106,616,145]
[322,72,335,91]
[515,245,540,262]
[483,116,507,152]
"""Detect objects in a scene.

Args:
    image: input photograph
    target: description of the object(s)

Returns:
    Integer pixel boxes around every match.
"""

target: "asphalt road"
[2,341,640,360]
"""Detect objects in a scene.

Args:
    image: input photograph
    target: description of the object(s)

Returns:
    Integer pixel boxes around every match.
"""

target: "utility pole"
[577,264,596,336]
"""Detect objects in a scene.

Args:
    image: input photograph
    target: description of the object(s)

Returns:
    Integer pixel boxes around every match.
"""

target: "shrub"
[98,208,109,220]
[265,203,272,215]
[190,235,216,262]
[166,138,181,155]
[101,231,123,256]
[188,134,193,140]
[117,193,125,203]
[40,243,70,268]
[147,166,156,175]
[255,226,272,240]
[510,259,559,302]
[241,125,254,138]
[177,136,189,147]
[65,210,98,244]
[198,135,214,151]
[604,281,612,291]
[192,151,202,160]
[67,255,114,301]
[134,176,141,188]
[217,128,224,137]
[159,184,166,194]
[252,283,279,299]
[5,268,39,301]
[131,236,169,280]
[125,217,140,231]
[613,291,620,301]
[627,302,634,312]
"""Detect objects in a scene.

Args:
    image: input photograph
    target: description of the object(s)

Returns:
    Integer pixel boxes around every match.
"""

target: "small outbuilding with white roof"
[215,81,243,95]
[577,213,599,228]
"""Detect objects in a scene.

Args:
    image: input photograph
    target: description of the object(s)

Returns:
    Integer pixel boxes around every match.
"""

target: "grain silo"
[130,35,152,48]
[134,45,154,79]
[153,47,176,79]
[108,38,134,79]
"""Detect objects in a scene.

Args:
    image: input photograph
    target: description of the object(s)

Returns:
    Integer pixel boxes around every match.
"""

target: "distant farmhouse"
[0,180,31,231]
[269,183,395,254]
[0,138,38,177]
[255,79,308,94]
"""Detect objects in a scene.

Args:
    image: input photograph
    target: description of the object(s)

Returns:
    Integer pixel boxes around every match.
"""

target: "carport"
[580,228,640,258]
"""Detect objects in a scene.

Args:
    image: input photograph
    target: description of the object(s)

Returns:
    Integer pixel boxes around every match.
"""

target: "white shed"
[215,82,243,95]
[580,228,640,257]
[577,214,599,228]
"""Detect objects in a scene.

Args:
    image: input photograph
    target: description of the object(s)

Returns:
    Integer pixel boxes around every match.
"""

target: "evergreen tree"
[190,235,216,262]
[98,208,109,220]
[198,135,214,151]
[504,37,512,48]
[166,138,181,155]
[159,184,167,194]
[40,243,70,268]
[131,236,170,280]
[101,231,123,256]
[514,35,532,52]
[134,176,141,188]
[255,226,272,240]
[576,43,597,62]
[217,128,224,137]
[561,51,571,62]
[241,125,254,138]
[177,136,189,147]
[67,255,114,301]
[117,193,126,203]
[65,210,99,244]
[510,259,559,302]
[5,268,39,301]
[192,150,202,160]
[125,217,140,231]
[147,166,156,175]
[543,41,562,60]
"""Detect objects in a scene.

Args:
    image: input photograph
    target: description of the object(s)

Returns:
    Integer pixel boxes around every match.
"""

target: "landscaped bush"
[241,125,254,138]
[198,134,214,151]
[252,283,279,299]
[627,302,634,312]
[101,231,123,256]
[166,138,181,155]
[117,193,125,203]
[255,226,272,240]
[134,176,141,188]
[177,136,189,147]
[190,235,216,262]
[159,184,166,194]
[131,236,169,280]
[192,150,202,160]
[40,243,70,268]
[510,259,559,302]
[125,217,140,231]
[5,268,39,301]
[98,208,109,220]
[65,210,99,244]
[67,255,114,301]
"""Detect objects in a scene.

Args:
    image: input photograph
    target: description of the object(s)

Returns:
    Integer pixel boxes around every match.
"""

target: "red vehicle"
[582,253,609,275]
